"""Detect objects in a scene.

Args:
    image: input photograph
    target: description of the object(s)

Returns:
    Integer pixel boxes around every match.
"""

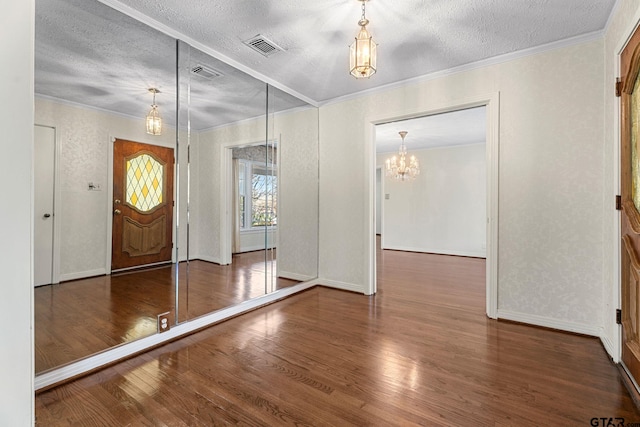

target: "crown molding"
[604,0,621,34]
[320,30,605,108]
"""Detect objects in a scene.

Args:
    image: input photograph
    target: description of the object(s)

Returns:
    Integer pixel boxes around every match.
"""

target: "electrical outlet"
[157,312,171,333]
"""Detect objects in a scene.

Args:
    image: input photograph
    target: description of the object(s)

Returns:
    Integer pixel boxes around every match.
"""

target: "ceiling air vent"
[243,34,284,57]
[190,64,223,80]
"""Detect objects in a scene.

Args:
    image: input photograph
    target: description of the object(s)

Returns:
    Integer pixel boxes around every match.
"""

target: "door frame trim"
[219,138,279,266]
[34,123,61,285]
[375,166,384,246]
[365,92,500,318]
[612,10,640,365]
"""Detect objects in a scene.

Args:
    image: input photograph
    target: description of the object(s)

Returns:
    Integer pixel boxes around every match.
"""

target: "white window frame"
[238,158,278,231]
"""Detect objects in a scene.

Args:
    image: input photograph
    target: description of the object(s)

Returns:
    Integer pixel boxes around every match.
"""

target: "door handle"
[114,209,122,215]
[43,213,51,218]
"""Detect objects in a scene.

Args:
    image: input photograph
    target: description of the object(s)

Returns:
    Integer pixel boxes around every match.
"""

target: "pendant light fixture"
[146,88,162,136]
[349,0,377,79]
[386,131,420,181]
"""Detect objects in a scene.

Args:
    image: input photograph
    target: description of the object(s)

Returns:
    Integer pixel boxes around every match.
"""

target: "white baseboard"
[278,271,316,282]
[497,309,600,337]
[58,268,107,282]
[194,255,223,265]
[317,278,365,294]
[237,244,271,253]
[382,244,486,258]
[600,332,616,362]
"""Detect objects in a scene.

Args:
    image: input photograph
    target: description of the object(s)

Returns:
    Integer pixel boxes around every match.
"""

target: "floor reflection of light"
[238,310,286,349]
[379,338,421,393]
[121,359,162,400]
[123,317,157,342]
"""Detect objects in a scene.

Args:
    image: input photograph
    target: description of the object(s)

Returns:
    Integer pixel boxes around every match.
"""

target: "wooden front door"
[620,25,640,386]
[112,139,174,271]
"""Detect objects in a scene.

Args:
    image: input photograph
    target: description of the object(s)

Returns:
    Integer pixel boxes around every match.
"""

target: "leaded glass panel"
[126,153,164,212]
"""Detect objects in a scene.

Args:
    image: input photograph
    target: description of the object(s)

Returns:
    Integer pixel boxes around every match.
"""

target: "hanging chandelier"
[349,0,377,79]
[386,131,420,181]
[146,88,162,136]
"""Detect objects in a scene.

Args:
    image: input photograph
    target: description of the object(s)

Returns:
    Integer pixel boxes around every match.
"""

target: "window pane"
[251,166,277,227]
[126,153,163,211]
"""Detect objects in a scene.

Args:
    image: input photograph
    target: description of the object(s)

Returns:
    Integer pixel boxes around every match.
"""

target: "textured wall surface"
[379,143,486,257]
[195,107,319,280]
[35,97,183,278]
[319,38,605,331]
[275,108,319,279]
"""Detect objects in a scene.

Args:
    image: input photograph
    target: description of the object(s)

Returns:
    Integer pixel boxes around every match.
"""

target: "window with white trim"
[238,159,277,229]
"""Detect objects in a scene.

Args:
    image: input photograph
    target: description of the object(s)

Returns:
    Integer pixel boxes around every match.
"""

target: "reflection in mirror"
[267,85,320,286]
[177,42,319,322]
[33,0,180,373]
[33,0,319,378]
[178,40,271,321]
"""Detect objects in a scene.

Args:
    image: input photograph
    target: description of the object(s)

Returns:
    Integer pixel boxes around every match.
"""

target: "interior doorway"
[369,96,499,318]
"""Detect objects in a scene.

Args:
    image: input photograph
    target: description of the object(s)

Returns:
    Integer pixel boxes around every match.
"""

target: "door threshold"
[111,261,172,275]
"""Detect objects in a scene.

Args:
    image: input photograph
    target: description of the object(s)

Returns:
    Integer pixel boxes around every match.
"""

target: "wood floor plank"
[35,240,640,425]
[35,251,298,373]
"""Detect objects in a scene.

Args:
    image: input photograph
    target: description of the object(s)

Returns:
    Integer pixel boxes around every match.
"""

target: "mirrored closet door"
[34,0,180,374]
[177,42,320,322]
[34,0,320,378]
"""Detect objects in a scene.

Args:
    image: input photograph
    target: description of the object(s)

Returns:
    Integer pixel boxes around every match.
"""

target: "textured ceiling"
[109,0,616,102]
[35,0,616,130]
[376,106,486,154]
[35,0,309,130]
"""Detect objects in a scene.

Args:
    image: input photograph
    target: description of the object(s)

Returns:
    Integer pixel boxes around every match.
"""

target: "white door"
[34,125,55,286]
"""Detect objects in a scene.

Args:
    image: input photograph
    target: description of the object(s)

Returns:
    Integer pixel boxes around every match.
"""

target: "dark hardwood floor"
[35,251,297,373]
[35,244,640,425]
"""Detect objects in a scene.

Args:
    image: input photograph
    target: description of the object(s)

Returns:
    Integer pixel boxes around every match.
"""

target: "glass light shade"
[386,132,420,181]
[350,24,377,79]
[146,105,162,135]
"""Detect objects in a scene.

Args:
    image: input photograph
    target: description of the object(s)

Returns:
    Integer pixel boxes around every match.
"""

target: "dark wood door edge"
[619,362,640,410]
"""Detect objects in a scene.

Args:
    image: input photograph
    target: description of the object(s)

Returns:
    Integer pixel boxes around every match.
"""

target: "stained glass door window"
[126,153,164,212]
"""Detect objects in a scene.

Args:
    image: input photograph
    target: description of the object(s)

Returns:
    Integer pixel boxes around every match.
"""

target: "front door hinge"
[616,195,622,210]
[616,78,623,97]
[617,308,622,325]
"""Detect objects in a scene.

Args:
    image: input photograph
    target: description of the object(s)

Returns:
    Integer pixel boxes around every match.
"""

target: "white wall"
[35,98,187,279]
[237,229,276,253]
[274,108,319,280]
[0,1,34,424]
[319,38,605,334]
[602,1,640,359]
[379,143,486,258]
[196,118,265,264]
[196,107,319,280]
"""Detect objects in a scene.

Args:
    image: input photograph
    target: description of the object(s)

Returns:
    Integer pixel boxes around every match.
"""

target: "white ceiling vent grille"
[190,64,223,80]
[243,35,284,57]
